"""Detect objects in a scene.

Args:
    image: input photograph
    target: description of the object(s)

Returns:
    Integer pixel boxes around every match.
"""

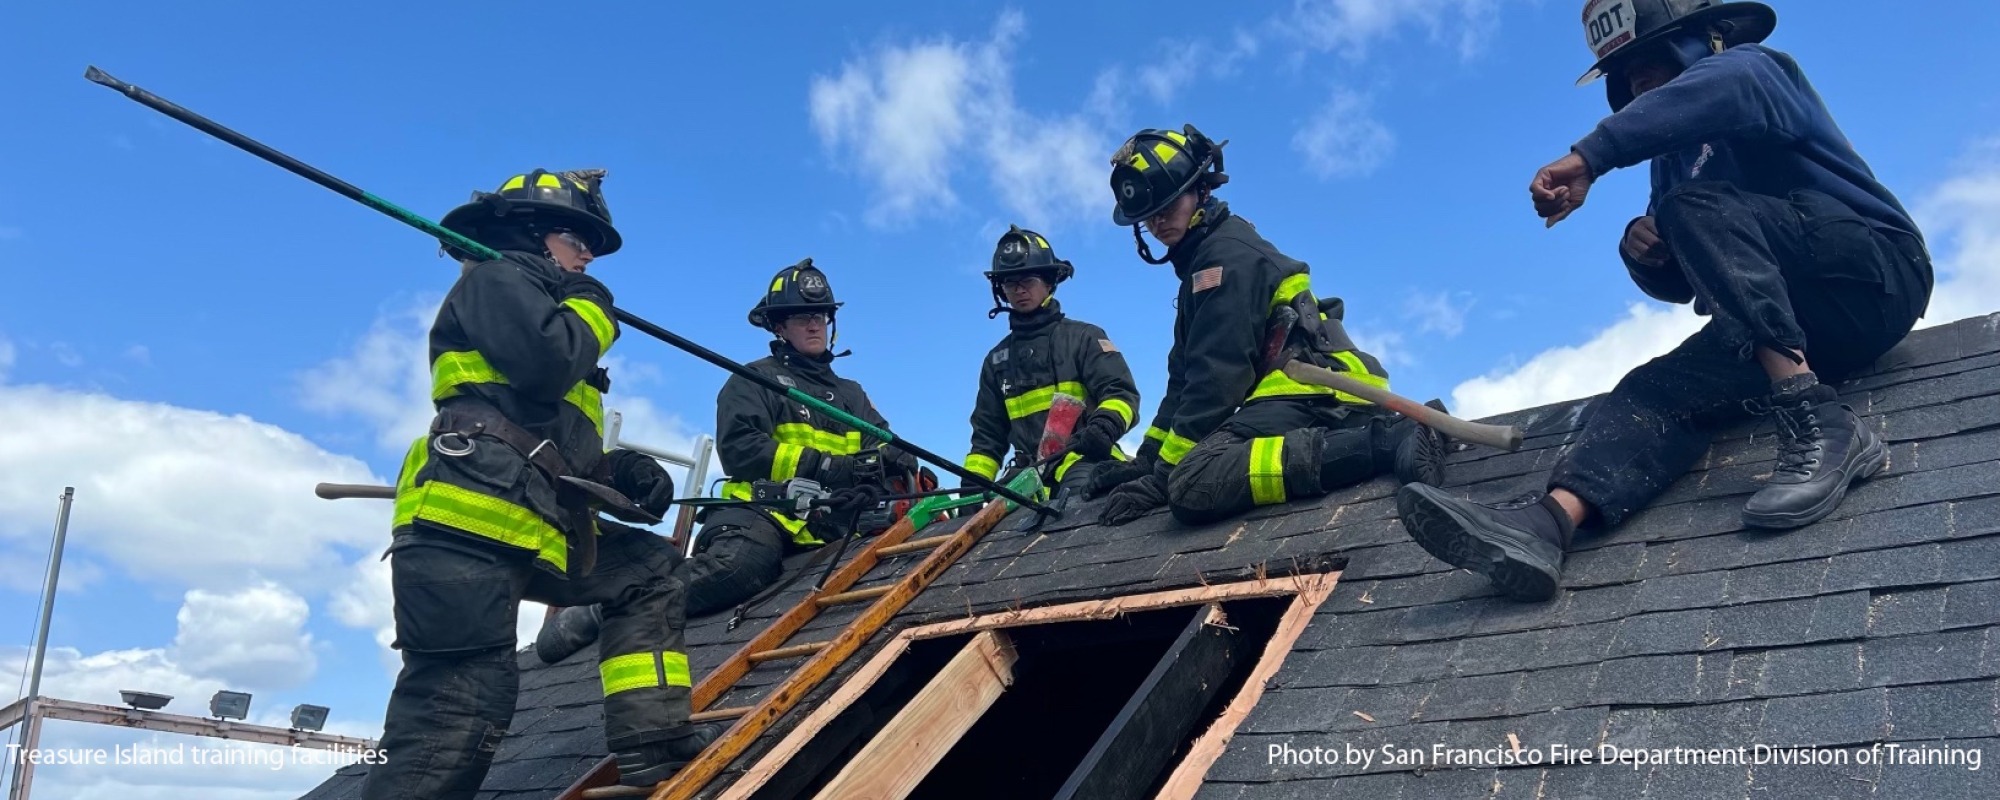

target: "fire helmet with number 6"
[1574,0,1775,111]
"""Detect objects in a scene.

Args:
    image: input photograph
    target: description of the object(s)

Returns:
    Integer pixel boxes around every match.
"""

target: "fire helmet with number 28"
[1574,0,1775,111]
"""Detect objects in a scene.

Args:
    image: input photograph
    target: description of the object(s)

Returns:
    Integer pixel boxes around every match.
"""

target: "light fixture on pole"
[289,704,329,732]
[209,690,252,721]
[120,690,172,711]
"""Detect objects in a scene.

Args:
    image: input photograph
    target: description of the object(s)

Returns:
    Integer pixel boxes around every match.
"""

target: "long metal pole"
[8,487,73,800]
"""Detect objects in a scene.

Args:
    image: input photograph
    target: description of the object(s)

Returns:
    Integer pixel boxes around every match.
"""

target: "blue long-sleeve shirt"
[1570,44,1923,304]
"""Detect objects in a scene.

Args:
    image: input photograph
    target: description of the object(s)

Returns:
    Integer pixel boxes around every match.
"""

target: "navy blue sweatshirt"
[1571,42,1923,304]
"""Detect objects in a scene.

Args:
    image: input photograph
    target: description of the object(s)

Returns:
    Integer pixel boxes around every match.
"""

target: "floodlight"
[290,704,330,732]
[209,690,252,720]
[120,690,172,711]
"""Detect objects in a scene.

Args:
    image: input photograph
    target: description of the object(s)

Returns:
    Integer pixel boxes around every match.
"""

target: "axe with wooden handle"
[1281,361,1525,452]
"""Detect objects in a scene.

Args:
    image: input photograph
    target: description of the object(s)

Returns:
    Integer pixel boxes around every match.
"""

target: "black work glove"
[1086,457,1156,500]
[606,448,674,518]
[1098,461,1171,526]
[881,444,919,476]
[1069,410,1126,461]
[811,451,879,489]
[559,269,614,308]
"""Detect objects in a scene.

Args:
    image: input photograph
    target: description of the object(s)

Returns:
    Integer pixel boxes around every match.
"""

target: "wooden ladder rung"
[815,585,893,607]
[877,534,952,557]
[690,706,750,723]
[747,641,829,664]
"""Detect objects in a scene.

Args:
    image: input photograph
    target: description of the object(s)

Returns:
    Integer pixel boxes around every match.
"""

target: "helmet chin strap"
[1130,190,1212,265]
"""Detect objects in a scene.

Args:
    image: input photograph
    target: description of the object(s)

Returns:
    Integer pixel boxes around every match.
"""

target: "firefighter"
[1091,126,1449,527]
[684,259,915,617]
[1396,1,1934,603]
[962,225,1141,493]
[366,169,714,797]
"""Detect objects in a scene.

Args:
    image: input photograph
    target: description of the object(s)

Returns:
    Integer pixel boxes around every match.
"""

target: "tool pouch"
[431,400,606,576]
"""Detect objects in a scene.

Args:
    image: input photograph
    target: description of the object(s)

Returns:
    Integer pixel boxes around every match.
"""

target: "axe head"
[558,476,663,525]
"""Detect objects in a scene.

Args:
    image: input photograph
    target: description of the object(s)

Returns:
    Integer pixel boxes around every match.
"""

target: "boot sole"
[1741,430,1889,530]
[1397,484,1562,602]
[1394,424,1448,486]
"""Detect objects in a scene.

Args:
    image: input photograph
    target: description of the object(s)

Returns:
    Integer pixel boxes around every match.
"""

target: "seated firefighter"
[1396,1,1934,603]
[366,169,714,798]
[687,260,919,615]
[962,225,1141,494]
[1088,125,1448,527]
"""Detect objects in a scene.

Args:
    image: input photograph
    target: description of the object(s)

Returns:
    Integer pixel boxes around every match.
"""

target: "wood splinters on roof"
[1507,732,1523,756]
[1352,711,1375,723]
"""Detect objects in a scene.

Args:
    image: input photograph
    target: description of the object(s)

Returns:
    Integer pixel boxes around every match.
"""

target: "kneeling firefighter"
[365,169,714,798]
[963,225,1141,493]
[1090,126,1450,527]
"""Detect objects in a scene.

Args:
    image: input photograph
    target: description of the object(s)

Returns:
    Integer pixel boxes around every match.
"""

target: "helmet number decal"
[1583,0,1635,59]
[1120,181,1137,199]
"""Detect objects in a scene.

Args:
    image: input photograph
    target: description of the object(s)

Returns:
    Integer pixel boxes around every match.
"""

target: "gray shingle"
[1868,587,1949,636]
[1937,535,2000,583]
[1871,739,2000,800]
[1823,543,1945,592]
[1642,762,1751,800]
[1412,672,1519,722]
[1555,583,1639,627]
[1449,628,1554,677]
[1710,594,1819,649]
[1506,662,1601,715]
[1635,560,1733,607]
[1744,746,1883,800]
[1607,608,1715,657]
[1722,558,1831,604]
[1592,654,1701,706]
[1941,580,2000,630]
[1756,642,1864,696]
[1863,628,1994,687]
[1886,680,2000,740]
[1759,689,1889,746]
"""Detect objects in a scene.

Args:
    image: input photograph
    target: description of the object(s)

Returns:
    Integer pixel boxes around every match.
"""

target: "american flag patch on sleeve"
[1192,266,1224,292]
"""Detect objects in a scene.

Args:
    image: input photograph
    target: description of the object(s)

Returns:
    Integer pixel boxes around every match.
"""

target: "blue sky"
[4,1,1999,796]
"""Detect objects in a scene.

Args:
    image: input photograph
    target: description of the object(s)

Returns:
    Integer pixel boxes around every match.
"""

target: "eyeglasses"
[550,229,593,256]
[783,312,831,326]
[999,276,1045,291]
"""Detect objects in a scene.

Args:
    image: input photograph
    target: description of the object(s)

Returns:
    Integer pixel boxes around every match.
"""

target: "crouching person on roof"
[962,225,1141,495]
[1088,125,1449,528]
[366,169,717,798]
[688,261,918,615]
[1396,1,1935,603]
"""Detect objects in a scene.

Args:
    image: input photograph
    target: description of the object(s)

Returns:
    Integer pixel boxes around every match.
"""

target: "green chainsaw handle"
[83,65,1055,518]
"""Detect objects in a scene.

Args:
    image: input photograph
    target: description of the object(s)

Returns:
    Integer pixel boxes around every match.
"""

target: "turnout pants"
[363,522,693,800]
[679,507,790,619]
[1168,398,1387,525]
[1549,182,1933,528]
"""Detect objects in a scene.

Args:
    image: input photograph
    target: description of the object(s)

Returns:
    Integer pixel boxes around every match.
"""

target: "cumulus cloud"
[1404,290,1474,338]
[1914,138,2000,327]
[808,10,1112,230]
[1293,88,1396,179]
[1289,0,1508,61]
[0,383,387,591]
[1450,302,1705,420]
[294,297,440,455]
[172,583,318,690]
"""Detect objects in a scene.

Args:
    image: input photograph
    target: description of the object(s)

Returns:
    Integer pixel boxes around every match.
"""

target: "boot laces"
[1767,399,1823,477]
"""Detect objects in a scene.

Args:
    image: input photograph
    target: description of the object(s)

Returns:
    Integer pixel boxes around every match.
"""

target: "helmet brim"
[441,198,623,257]
[1110,159,1210,227]
[1574,2,1776,86]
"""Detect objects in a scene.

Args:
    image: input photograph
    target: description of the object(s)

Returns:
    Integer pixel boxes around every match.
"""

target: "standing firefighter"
[368,169,715,798]
[963,225,1141,492]
[687,260,915,616]
[1090,126,1448,527]
[1397,1,1934,602]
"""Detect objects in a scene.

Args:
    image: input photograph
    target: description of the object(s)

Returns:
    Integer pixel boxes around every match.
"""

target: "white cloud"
[1351,329,1408,370]
[1915,138,2000,327]
[0,384,387,590]
[1289,0,1507,61]
[125,344,152,365]
[1450,302,1705,420]
[172,583,317,690]
[51,342,83,368]
[807,10,1111,230]
[0,335,14,381]
[1292,88,1395,179]
[294,297,439,455]
[1404,290,1474,338]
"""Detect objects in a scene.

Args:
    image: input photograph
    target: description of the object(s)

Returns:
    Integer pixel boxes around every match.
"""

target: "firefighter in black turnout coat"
[963,225,1141,491]
[1091,126,1449,527]
[689,260,914,616]
[367,169,713,797]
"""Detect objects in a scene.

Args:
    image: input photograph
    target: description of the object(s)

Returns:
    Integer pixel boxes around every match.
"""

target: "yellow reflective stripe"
[772,443,805,481]
[1151,141,1179,164]
[1249,436,1287,505]
[1271,273,1312,310]
[965,453,1000,480]
[1145,426,1169,443]
[599,651,693,696]
[773,423,863,455]
[395,437,567,571]
[1098,398,1135,429]
[1164,130,1188,146]
[721,481,823,545]
[1246,351,1389,405]
[432,350,604,435]
[501,175,525,191]
[561,297,616,358]
[1004,381,1090,420]
[1053,451,1086,483]
[1159,431,1197,466]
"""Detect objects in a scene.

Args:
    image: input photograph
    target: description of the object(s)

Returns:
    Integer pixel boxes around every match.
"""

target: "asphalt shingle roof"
[301,310,2000,800]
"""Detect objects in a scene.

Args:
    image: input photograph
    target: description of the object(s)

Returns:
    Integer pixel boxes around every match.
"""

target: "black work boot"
[1396,484,1575,602]
[1376,400,1450,486]
[616,723,724,787]
[1741,375,1887,530]
[533,604,601,665]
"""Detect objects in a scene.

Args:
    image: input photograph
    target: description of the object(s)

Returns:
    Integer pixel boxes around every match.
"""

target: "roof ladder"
[561,469,1044,800]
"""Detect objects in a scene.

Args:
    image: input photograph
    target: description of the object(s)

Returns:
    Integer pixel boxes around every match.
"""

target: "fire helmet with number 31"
[1575,0,1775,111]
